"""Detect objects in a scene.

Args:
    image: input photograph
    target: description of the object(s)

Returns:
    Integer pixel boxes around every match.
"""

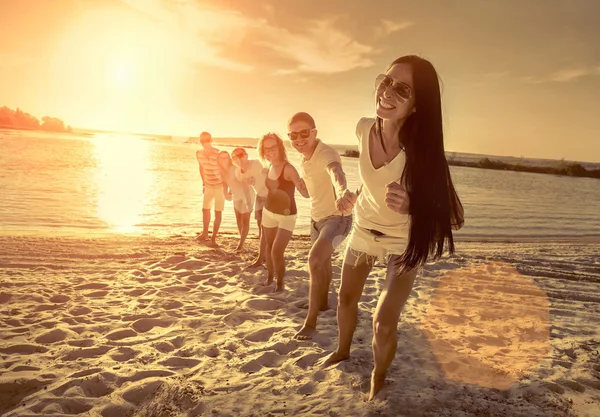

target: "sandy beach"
[1,234,599,416]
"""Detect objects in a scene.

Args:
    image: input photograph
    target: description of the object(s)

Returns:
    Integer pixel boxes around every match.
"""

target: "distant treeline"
[0,106,72,133]
[341,149,600,179]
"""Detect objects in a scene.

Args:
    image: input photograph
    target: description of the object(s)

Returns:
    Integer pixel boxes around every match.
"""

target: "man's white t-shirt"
[236,159,268,198]
[301,139,343,222]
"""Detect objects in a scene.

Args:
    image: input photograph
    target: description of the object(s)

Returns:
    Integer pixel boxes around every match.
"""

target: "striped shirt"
[196,148,222,186]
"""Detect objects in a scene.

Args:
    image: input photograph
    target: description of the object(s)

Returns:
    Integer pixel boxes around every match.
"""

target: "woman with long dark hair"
[321,55,464,400]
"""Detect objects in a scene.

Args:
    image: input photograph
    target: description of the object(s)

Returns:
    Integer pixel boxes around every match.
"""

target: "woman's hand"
[385,182,410,214]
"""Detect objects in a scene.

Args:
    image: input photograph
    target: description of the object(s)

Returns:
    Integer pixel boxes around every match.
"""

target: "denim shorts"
[310,215,353,249]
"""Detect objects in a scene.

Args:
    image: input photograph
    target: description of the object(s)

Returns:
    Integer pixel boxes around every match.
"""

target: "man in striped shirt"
[196,131,225,245]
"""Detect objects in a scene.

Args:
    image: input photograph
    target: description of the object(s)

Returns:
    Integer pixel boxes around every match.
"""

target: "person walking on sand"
[319,55,464,400]
[258,133,309,292]
[217,150,256,251]
[231,147,269,267]
[195,131,225,246]
[287,112,354,340]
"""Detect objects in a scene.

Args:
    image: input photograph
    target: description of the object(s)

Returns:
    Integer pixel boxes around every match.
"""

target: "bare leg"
[320,259,333,311]
[369,257,418,400]
[199,208,211,240]
[320,249,373,367]
[271,228,293,292]
[236,212,250,251]
[262,226,277,286]
[294,238,334,340]
[249,215,265,268]
[210,210,222,245]
[234,209,242,235]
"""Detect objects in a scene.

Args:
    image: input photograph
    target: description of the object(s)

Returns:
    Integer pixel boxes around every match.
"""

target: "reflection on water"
[93,137,155,233]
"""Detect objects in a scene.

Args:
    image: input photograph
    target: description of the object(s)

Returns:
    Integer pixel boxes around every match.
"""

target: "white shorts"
[345,225,408,265]
[262,208,297,232]
[234,199,253,214]
[203,185,225,211]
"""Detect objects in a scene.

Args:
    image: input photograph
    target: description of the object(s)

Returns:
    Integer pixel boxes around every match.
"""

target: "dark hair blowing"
[379,55,464,274]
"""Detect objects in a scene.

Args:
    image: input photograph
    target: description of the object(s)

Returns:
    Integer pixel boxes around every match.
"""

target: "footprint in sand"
[187,273,213,283]
[69,306,92,316]
[131,317,175,333]
[35,328,77,344]
[85,290,109,298]
[174,259,208,270]
[0,292,12,303]
[121,379,164,405]
[158,356,201,368]
[223,311,254,327]
[100,404,135,417]
[0,344,49,354]
[245,327,286,343]
[110,347,139,362]
[105,328,138,341]
[240,351,287,373]
[74,283,109,290]
[63,345,112,361]
[49,294,71,303]
[244,298,284,311]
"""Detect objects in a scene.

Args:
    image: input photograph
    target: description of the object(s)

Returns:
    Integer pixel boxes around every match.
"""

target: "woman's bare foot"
[294,324,316,340]
[197,233,209,241]
[318,350,350,368]
[248,258,264,268]
[369,371,386,401]
[262,276,274,286]
[274,284,284,293]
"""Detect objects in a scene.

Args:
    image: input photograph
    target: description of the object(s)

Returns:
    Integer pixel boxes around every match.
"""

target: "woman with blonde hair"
[217,150,255,251]
[257,133,309,292]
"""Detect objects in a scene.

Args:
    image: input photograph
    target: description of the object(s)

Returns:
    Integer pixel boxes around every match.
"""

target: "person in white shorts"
[195,131,225,246]
[286,112,354,341]
[232,147,269,267]
[217,150,255,251]
[257,133,309,292]
[319,55,465,400]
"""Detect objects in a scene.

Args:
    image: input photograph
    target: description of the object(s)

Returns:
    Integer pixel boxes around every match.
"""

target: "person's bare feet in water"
[294,323,316,340]
[369,371,386,401]
[318,350,350,368]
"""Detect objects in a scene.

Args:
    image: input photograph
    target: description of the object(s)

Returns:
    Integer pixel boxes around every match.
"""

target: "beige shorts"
[234,199,253,214]
[262,208,297,232]
[345,225,408,265]
[203,185,225,211]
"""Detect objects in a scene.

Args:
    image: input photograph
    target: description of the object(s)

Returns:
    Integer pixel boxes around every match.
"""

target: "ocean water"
[1,129,599,240]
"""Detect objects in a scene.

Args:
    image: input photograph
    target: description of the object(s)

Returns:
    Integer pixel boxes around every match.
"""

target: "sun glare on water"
[93,136,155,233]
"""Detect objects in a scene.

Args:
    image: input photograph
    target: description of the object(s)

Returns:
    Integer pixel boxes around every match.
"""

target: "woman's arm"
[284,164,309,198]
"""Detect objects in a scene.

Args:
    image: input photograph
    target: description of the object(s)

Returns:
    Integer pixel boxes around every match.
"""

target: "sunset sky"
[1,0,599,161]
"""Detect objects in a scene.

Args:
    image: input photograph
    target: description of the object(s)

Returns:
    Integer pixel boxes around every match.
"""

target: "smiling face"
[262,136,280,163]
[375,63,416,121]
[288,120,317,154]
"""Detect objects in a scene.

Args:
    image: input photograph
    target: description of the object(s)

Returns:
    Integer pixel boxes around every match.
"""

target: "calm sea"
[1,129,599,240]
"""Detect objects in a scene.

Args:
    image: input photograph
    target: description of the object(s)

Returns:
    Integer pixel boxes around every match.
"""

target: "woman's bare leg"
[271,228,293,292]
[369,256,418,400]
[262,226,277,285]
[320,248,373,367]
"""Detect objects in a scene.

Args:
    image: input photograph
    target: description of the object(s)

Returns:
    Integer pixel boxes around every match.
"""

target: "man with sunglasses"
[195,131,225,245]
[231,147,269,267]
[289,112,355,340]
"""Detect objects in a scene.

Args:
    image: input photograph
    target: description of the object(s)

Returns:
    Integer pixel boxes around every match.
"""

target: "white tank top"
[355,117,410,238]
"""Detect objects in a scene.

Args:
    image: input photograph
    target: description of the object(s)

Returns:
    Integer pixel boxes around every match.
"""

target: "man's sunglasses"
[375,74,412,104]
[288,129,313,141]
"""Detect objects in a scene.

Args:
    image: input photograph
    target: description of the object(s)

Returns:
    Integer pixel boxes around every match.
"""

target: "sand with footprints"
[1,234,599,416]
